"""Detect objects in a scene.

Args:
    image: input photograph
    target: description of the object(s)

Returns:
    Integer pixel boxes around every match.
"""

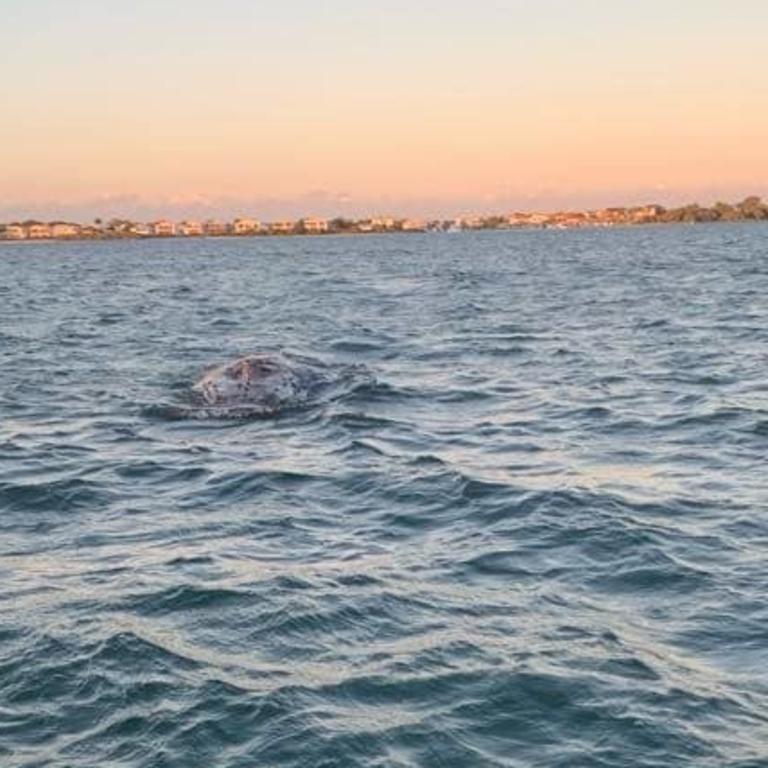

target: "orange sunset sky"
[2,0,767,220]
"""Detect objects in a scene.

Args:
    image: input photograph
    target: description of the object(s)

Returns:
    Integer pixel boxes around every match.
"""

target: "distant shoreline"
[2,197,766,243]
[2,220,767,248]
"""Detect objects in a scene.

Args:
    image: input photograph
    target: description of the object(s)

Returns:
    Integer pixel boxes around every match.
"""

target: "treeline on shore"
[654,196,768,223]
[2,196,767,242]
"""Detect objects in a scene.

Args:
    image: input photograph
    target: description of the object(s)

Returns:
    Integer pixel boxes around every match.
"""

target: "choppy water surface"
[1,225,767,767]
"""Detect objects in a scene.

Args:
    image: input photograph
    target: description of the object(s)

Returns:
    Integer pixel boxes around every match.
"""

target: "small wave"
[0,476,114,515]
[662,406,758,430]
[116,584,255,616]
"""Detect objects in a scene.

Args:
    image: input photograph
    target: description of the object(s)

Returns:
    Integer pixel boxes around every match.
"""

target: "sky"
[1,0,767,220]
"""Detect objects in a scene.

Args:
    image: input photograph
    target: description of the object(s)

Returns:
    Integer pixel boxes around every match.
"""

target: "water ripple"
[1,226,767,766]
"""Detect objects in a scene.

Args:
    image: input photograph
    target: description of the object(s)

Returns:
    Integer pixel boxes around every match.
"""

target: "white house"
[301,218,328,234]
[151,220,175,237]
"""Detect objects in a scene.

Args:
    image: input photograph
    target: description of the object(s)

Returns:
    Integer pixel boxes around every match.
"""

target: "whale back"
[147,351,370,421]
[192,353,306,412]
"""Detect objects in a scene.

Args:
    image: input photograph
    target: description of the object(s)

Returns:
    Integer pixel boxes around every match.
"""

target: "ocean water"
[1,225,767,767]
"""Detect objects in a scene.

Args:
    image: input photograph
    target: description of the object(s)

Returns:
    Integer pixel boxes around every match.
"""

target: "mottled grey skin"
[190,353,310,417]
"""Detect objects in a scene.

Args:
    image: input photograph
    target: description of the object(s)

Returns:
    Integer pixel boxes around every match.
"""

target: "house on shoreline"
[3,224,27,240]
[150,220,175,237]
[50,222,81,238]
[204,220,228,236]
[233,218,262,235]
[27,222,52,239]
[269,221,295,235]
[177,220,204,236]
[300,218,329,234]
